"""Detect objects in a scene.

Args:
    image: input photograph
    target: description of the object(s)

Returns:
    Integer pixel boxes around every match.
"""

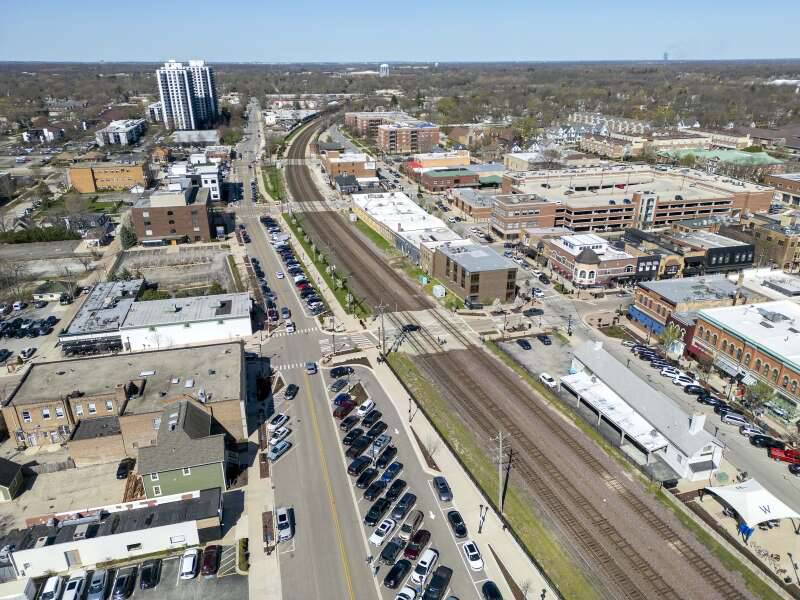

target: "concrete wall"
[13,521,200,577]
[143,462,225,499]
[121,317,252,352]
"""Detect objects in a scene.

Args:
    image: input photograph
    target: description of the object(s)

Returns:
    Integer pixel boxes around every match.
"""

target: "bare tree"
[520,579,533,599]
[423,434,442,461]
[77,255,94,273]
[0,261,30,300]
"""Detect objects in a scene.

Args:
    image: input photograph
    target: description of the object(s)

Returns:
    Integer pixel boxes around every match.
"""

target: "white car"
[276,271,285,279]
[660,367,682,378]
[539,373,557,389]
[20,347,36,360]
[179,548,200,580]
[268,413,289,432]
[462,539,484,571]
[269,426,290,446]
[369,518,396,546]
[532,288,545,298]
[285,320,296,333]
[395,587,418,600]
[531,270,543,277]
[357,398,376,417]
[621,340,636,348]
[673,375,697,387]
[62,571,87,600]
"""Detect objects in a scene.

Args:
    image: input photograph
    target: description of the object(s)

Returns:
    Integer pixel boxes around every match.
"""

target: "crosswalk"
[271,362,308,372]
[318,332,376,355]
[267,326,318,338]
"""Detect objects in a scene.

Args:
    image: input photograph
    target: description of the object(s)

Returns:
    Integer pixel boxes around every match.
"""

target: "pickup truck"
[769,447,800,464]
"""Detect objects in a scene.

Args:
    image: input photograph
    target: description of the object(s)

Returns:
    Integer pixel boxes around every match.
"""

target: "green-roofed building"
[420,167,480,192]
[659,148,784,176]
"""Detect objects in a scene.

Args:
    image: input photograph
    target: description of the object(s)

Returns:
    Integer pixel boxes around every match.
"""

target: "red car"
[769,447,800,464]
[403,529,430,560]
[201,545,220,577]
[333,401,355,419]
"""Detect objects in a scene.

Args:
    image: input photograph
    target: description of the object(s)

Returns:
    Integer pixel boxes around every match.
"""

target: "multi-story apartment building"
[22,127,64,144]
[68,160,151,193]
[542,233,638,287]
[568,111,651,134]
[490,194,561,241]
[131,187,212,244]
[344,111,407,138]
[578,134,638,159]
[765,173,800,207]
[376,120,439,154]
[95,119,146,147]
[156,60,218,130]
[147,101,163,123]
[693,129,753,150]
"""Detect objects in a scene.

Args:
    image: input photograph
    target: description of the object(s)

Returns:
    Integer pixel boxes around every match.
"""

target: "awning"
[705,479,800,528]
[713,354,743,377]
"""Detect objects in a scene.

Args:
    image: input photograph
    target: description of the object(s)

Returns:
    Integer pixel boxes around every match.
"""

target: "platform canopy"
[705,479,800,528]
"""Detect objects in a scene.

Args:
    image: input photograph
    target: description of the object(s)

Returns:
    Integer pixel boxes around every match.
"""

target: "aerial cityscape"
[1,3,800,600]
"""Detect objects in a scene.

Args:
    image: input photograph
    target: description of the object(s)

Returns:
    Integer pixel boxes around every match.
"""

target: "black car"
[713,402,733,415]
[538,274,550,284]
[139,559,162,589]
[116,458,135,480]
[363,480,387,501]
[697,394,723,406]
[331,365,355,378]
[112,566,137,599]
[683,384,706,395]
[385,478,407,502]
[401,324,420,333]
[391,492,417,520]
[361,410,382,428]
[481,580,503,600]
[789,464,800,476]
[383,559,412,589]
[329,379,348,393]
[346,436,372,459]
[356,467,379,489]
[536,334,552,346]
[347,455,372,476]
[422,565,453,600]
[516,339,532,350]
[0,349,11,363]
[339,415,360,432]
[366,421,388,439]
[284,384,299,400]
[380,537,405,566]
[447,510,467,538]
[342,428,364,446]
[365,497,391,526]
[750,435,786,450]
[376,446,397,469]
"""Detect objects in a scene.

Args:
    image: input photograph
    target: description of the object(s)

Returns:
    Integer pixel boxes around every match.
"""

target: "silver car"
[86,569,108,600]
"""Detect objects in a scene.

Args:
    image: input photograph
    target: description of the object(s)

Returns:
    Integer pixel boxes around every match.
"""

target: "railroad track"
[283,121,431,312]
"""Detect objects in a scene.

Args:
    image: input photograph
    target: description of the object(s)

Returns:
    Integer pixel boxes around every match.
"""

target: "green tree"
[678,153,697,168]
[390,95,399,107]
[745,381,775,412]
[658,323,683,353]
[119,224,137,249]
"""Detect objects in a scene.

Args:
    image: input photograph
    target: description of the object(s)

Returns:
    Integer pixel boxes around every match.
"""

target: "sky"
[1,0,799,63]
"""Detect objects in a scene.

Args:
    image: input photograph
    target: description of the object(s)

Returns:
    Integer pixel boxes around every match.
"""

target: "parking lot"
[131,552,246,600]
[0,300,72,368]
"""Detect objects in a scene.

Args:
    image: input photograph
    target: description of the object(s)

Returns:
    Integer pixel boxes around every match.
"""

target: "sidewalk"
[363,346,557,599]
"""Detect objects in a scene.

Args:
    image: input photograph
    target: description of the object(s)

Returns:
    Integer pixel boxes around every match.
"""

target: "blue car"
[380,461,403,483]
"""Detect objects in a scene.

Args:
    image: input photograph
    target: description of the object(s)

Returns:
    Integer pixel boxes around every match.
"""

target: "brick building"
[321,151,376,182]
[377,121,440,154]
[68,160,151,193]
[765,173,800,207]
[431,240,518,304]
[418,168,479,192]
[543,233,638,288]
[490,194,560,242]
[131,187,211,244]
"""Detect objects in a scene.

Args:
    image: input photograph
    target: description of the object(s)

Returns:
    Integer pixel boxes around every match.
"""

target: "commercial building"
[431,240,518,304]
[418,168,480,192]
[352,191,461,264]
[95,119,146,147]
[58,280,251,354]
[131,186,212,244]
[543,233,638,288]
[628,276,752,334]
[164,161,223,201]
[693,301,800,412]
[719,211,800,272]
[408,150,470,169]
[2,341,246,451]
[490,194,561,242]
[578,133,638,160]
[692,129,753,150]
[501,165,773,232]
[321,151,377,182]
[448,188,495,221]
[377,120,440,154]
[0,488,222,578]
[138,401,227,499]
[565,342,723,481]
[765,173,800,207]
[156,59,218,130]
[147,101,163,123]
[67,160,151,193]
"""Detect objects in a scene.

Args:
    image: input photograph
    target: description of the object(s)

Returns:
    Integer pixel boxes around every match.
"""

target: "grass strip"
[388,353,596,600]
[226,255,244,292]
[283,213,370,318]
[262,165,286,201]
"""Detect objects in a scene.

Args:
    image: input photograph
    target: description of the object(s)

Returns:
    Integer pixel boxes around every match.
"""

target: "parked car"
[86,569,108,600]
[750,435,786,450]
[139,559,162,589]
[39,576,63,600]
[789,464,800,476]
[361,409,383,428]
[343,428,364,446]
[391,492,417,520]
[267,440,291,461]
[365,497,392,526]
[447,510,467,538]
[62,571,87,600]
[463,539,484,571]
[481,581,504,600]
[422,565,453,600]
[369,518,397,546]
[380,537,406,566]
[276,506,295,542]
[539,373,557,389]
[201,545,221,577]
[395,586,419,600]
[340,415,360,432]
[739,425,764,437]
[683,384,706,395]
[516,339,532,350]
[536,334,552,346]
[331,365,355,378]
[364,479,387,501]
[269,426,291,447]
[357,398,376,417]
[356,467,379,489]
[404,528,431,560]
[433,476,452,502]
[347,455,372,476]
[673,375,697,387]
[112,566,137,598]
[116,457,135,480]
[333,392,353,407]
[376,445,398,469]
[381,461,404,483]
[384,559,413,590]
[329,379,348,393]
[268,413,289,432]
[399,510,424,542]
[385,478,407,502]
[20,347,35,360]
[411,548,439,585]
[284,383,299,400]
[721,413,749,427]
[180,548,200,580]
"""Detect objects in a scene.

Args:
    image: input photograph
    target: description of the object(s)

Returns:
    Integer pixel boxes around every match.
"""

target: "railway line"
[283,120,431,312]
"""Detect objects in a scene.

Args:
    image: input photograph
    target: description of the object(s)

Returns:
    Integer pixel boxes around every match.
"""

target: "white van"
[39,576,63,600]
[411,548,439,585]
[721,413,749,427]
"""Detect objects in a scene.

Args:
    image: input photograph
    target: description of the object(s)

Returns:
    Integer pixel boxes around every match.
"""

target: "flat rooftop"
[670,230,747,249]
[135,187,208,209]
[0,488,220,553]
[771,173,800,183]
[698,301,800,369]
[61,280,144,337]
[70,415,121,441]
[328,152,372,163]
[639,276,744,305]
[100,119,145,133]
[121,293,251,329]
[6,342,243,412]
[452,188,495,208]
[437,241,517,272]
[727,269,800,300]
[354,192,450,239]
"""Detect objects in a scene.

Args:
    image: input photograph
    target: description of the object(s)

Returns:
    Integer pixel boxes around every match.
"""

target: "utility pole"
[375,300,388,355]
[493,431,507,513]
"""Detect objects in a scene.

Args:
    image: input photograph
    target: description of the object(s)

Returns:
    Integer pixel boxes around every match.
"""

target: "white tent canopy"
[705,479,800,528]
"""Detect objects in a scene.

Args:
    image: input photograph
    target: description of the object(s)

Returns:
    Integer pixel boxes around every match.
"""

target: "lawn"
[262,166,285,202]
[283,213,370,318]
[387,353,597,600]
[353,218,396,255]
[226,255,245,292]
